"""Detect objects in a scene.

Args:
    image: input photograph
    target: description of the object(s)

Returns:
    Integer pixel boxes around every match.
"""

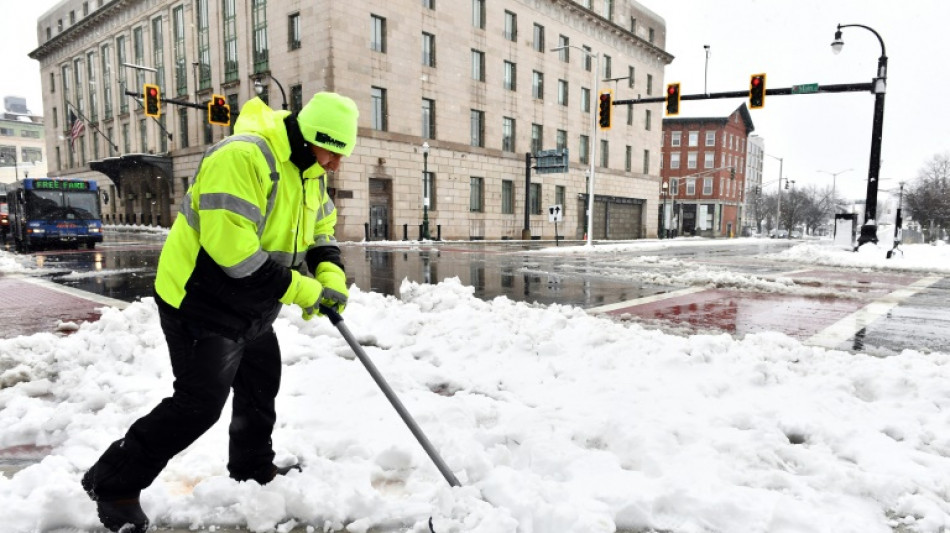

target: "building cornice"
[28,0,129,61]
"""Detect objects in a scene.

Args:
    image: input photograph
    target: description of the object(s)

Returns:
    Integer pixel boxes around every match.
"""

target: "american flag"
[68,110,85,148]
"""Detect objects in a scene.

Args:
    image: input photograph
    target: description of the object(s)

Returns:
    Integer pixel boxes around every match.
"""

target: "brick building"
[659,103,754,238]
[29,0,672,241]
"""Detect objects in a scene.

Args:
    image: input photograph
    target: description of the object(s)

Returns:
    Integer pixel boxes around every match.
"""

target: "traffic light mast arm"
[614,81,874,106]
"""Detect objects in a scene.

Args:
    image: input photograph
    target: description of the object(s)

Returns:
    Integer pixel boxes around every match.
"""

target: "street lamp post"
[763,153,784,235]
[253,75,288,110]
[818,168,853,214]
[661,182,670,239]
[422,142,430,240]
[832,23,887,246]
[0,151,19,182]
[551,44,599,247]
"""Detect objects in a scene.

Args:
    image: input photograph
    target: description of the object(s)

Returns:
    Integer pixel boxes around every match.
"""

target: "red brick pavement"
[0,276,128,339]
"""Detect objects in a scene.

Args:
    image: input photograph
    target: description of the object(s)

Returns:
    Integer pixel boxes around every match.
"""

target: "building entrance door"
[368,178,392,240]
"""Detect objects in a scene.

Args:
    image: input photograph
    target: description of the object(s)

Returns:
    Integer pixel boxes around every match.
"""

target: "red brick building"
[660,104,754,238]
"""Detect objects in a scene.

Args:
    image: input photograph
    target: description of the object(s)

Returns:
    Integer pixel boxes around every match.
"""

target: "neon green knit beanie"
[297,92,359,157]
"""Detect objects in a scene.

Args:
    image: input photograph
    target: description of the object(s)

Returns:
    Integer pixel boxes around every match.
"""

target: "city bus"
[8,178,103,252]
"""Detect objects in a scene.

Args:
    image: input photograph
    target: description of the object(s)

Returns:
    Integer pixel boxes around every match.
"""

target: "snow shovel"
[320,305,461,489]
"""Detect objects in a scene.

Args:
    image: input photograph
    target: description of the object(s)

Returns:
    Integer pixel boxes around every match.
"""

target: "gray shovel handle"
[321,305,461,488]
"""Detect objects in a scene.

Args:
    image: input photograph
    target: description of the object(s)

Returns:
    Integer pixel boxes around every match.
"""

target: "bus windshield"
[25,190,102,221]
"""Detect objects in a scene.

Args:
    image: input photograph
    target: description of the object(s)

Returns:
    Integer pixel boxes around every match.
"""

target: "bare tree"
[904,152,950,242]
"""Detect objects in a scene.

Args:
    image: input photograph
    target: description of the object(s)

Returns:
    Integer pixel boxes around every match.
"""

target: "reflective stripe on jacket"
[154,97,337,339]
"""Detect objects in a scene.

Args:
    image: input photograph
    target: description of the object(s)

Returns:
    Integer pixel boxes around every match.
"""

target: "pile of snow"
[2,275,950,532]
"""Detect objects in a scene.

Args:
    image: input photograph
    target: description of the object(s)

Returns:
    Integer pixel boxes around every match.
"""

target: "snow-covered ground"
[1,240,949,533]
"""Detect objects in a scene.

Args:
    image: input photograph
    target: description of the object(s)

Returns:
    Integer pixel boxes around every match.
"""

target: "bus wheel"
[86,241,96,250]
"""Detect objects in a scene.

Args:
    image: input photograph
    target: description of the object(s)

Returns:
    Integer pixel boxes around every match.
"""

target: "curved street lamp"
[832,23,888,245]
[253,74,288,110]
[818,168,853,214]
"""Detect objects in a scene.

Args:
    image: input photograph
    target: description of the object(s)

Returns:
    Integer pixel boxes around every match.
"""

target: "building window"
[603,0,614,19]
[222,0,238,82]
[151,16,165,93]
[472,0,485,29]
[555,185,565,211]
[371,15,386,52]
[649,27,655,43]
[532,71,544,100]
[122,122,130,153]
[471,49,485,81]
[600,139,609,167]
[290,84,303,113]
[704,152,714,169]
[671,131,681,147]
[504,10,517,41]
[625,145,632,171]
[646,73,653,95]
[86,52,98,122]
[688,131,699,146]
[703,177,713,195]
[583,45,592,71]
[579,134,589,165]
[688,152,697,169]
[139,118,148,152]
[533,23,545,52]
[423,0,434,9]
[196,0,211,90]
[422,32,436,67]
[556,129,567,150]
[645,109,652,131]
[581,87,590,113]
[502,180,514,214]
[288,12,301,50]
[530,183,542,215]
[531,123,543,154]
[470,176,484,212]
[557,79,568,106]
[173,7,187,96]
[251,0,269,73]
[371,86,387,131]
[503,61,516,91]
[705,131,716,146]
[470,109,484,147]
[686,178,696,195]
[132,27,145,90]
[670,152,680,169]
[642,149,650,174]
[178,107,189,149]
[627,104,633,126]
[502,117,516,152]
[603,55,611,79]
[555,35,569,61]
[422,98,435,139]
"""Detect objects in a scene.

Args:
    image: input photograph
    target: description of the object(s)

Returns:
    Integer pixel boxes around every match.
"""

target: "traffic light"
[143,84,161,117]
[665,83,681,116]
[749,73,766,109]
[597,90,613,130]
[208,94,231,126]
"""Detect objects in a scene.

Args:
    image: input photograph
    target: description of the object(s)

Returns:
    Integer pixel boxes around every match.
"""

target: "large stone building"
[29,0,671,240]
[659,103,754,238]
[0,97,48,186]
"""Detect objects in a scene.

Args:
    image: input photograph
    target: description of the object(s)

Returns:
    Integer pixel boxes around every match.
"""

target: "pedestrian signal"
[144,84,161,118]
[666,83,681,116]
[597,90,613,130]
[749,74,766,109]
[208,95,231,126]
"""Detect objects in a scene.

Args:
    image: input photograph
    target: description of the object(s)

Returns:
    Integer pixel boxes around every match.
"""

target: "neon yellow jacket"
[154,97,338,339]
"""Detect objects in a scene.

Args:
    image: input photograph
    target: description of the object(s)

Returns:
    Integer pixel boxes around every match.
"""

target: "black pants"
[86,306,282,500]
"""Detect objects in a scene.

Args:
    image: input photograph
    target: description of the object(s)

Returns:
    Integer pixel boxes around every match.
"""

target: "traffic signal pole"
[614,81,874,108]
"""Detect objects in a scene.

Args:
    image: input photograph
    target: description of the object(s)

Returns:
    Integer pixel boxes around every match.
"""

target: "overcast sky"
[641,0,950,203]
[4,0,949,205]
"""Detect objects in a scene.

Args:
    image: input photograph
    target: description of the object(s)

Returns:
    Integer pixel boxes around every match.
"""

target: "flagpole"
[64,99,119,153]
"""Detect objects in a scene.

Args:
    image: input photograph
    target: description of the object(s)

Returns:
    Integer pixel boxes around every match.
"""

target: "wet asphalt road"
[9,229,949,355]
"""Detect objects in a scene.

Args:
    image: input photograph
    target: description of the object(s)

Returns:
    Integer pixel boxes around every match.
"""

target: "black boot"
[232,462,302,484]
[82,469,150,533]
